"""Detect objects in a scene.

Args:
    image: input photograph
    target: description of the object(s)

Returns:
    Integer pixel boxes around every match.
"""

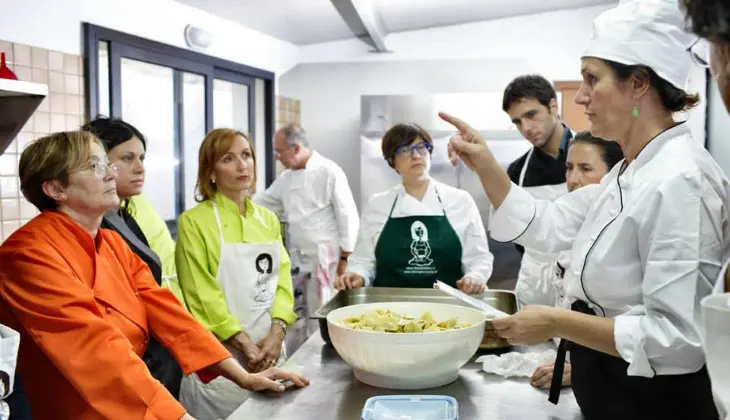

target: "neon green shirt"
[128,195,184,305]
[175,192,297,341]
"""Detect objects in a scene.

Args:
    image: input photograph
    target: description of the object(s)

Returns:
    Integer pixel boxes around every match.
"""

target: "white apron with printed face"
[180,202,285,420]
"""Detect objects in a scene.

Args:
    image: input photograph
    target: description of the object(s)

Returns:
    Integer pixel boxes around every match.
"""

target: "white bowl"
[326,301,487,390]
[701,293,730,417]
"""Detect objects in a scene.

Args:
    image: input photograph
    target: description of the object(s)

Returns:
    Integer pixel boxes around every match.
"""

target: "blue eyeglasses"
[394,142,433,157]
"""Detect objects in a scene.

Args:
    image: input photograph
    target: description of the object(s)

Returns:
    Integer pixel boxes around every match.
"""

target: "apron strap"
[548,338,570,404]
[434,187,447,217]
[548,299,594,405]
[518,148,535,187]
[387,192,400,218]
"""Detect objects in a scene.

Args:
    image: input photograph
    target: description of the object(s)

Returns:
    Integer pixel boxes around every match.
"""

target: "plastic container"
[361,395,459,420]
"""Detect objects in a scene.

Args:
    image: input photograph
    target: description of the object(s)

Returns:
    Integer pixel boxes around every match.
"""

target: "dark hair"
[570,131,624,169]
[603,60,700,113]
[502,74,557,112]
[381,123,433,168]
[81,116,147,152]
[681,0,730,44]
[255,253,273,274]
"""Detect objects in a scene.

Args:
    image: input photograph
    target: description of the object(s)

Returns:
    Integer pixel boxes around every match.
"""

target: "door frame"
[83,23,277,188]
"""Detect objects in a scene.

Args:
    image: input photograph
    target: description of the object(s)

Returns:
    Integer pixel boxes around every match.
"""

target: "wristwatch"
[272,318,288,335]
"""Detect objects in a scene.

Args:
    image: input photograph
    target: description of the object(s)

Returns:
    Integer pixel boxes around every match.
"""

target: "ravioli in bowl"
[326,302,488,390]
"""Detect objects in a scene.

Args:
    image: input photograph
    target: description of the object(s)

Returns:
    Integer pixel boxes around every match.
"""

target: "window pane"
[213,79,249,134]
[98,41,110,117]
[120,58,178,220]
[182,72,206,210]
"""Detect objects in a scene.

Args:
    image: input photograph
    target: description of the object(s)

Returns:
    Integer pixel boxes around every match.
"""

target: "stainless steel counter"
[228,334,584,420]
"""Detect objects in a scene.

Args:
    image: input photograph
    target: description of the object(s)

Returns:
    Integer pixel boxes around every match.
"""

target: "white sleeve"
[346,195,384,286]
[459,192,493,284]
[252,175,285,217]
[329,166,360,253]
[614,172,725,377]
[489,182,598,255]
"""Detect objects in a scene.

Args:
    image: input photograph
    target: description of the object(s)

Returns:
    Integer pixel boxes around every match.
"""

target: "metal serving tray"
[312,287,517,350]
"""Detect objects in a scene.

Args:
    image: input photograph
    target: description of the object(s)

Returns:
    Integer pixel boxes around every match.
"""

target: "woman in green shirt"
[176,128,297,420]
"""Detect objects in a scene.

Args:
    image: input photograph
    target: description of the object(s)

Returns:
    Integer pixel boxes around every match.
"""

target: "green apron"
[373,188,464,288]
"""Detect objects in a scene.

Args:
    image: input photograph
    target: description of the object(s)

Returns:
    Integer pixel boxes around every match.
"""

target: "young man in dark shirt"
[503,74,574,194]
[500,74,574,293]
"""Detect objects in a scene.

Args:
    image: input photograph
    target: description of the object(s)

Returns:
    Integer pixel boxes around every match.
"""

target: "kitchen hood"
[0,78,48,155]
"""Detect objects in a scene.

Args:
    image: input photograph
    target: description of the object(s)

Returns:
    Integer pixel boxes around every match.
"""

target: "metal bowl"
[313,287,517,350]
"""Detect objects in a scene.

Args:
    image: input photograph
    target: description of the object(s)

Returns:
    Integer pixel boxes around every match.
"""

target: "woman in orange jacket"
[0,131,308,420]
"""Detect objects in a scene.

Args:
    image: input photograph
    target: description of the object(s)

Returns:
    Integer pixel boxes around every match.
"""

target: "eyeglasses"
[84,159,118,178]
[687,37,710,68]
[394,142,433,157]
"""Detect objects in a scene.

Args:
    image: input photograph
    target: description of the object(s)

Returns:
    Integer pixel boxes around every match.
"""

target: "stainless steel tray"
[312,287,517,349]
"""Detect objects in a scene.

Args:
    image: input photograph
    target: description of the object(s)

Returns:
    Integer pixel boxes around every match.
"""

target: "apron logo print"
[408,221,434,267]
[254,253,274,302]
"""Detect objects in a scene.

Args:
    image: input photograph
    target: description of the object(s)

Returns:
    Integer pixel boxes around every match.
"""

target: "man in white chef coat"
[255,123,359,316]
[501,75,577,308]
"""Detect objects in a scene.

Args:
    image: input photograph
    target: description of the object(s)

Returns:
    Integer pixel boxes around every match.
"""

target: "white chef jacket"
[254,151,359,262]
[490,123,730,378]
[348,178,494,286]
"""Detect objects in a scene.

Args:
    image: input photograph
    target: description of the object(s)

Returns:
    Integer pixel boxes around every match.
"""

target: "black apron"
[549,300,719,420]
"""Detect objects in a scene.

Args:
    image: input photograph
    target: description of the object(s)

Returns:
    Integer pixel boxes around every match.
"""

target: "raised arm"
[441,111,594,255]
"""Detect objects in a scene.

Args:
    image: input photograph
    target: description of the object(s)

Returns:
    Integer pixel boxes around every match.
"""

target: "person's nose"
[105,163,119,181]
[133,159,144,174]
[566,170,581,192]
[574,83,590,106]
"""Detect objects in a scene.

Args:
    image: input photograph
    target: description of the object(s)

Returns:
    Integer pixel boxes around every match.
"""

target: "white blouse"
[348,178,494,285]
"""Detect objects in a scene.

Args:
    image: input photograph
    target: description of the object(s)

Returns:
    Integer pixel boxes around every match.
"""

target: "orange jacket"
[0,211,231,419]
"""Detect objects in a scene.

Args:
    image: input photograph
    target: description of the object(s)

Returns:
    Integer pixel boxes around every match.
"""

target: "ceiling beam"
[330,0,390,52]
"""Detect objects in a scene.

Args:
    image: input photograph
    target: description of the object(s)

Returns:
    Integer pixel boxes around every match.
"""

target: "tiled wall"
[0,40,85,242]
[275,96,301,176]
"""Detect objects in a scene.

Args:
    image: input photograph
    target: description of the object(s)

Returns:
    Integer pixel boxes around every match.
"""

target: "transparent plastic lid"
[361,395,459,420]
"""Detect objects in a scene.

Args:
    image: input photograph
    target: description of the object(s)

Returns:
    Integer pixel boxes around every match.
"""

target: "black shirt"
[506,124,573,187]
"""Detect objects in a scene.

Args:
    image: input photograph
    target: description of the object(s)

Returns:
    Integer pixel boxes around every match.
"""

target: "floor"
[284,238,522,355]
